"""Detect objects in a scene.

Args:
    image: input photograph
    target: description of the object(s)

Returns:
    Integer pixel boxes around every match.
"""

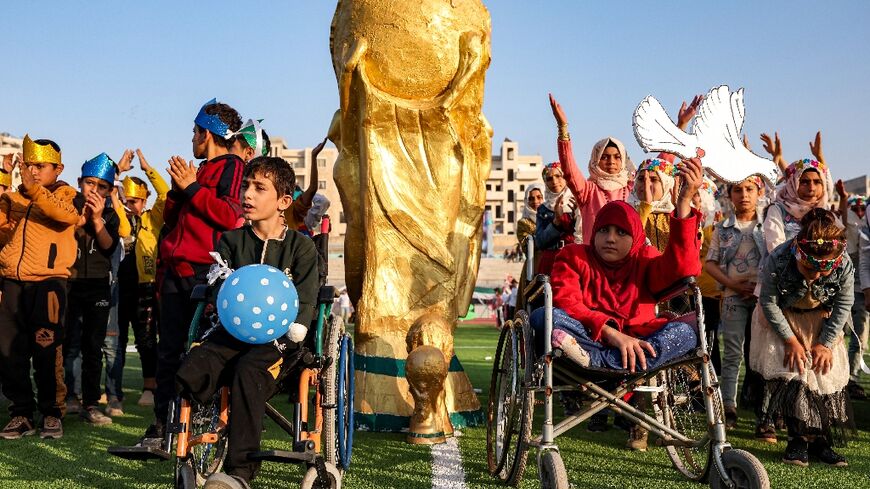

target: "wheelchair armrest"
[653,277,698,303]
[318,286,336,305]
[190,284,210,302]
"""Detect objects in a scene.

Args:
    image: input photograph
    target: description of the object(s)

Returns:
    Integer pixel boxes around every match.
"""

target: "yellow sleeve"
[637,201,653,227]
[145,166,169,199]
[114,200,131,238]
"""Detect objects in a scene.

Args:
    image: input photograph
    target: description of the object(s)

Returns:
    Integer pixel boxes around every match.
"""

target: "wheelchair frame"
[486,237,769,489]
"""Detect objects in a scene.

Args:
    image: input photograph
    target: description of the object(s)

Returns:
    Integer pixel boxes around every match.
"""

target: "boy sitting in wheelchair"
[175,157,320,488]
[531,156,704,373]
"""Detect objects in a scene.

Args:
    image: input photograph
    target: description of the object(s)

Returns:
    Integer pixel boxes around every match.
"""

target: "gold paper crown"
[23,134,62,165]
[122,176,149,200]
[0,171,11,187]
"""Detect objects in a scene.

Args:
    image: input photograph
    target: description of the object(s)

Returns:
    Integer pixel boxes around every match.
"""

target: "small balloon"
[217,264,300,344]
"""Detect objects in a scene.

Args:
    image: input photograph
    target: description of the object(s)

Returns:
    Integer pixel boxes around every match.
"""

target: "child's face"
[729,180,760,214]
[544,170,565,194]
[527,189,543,211]
[797,169,825,202]
[636,170,664,202]
[126,197,146,217]
[593,224,633,262]
[27,162,63,187]
[241,171,291,221]
[852,204,866,219]
[192,125,209,160]
[598,146,623,175]
[79,176,112,199]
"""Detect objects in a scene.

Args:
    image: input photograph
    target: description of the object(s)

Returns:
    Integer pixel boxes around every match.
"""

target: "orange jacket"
[0,181,81,281]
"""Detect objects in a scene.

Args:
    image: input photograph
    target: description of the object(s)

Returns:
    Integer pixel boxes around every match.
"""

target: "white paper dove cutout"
[633,85,781,185]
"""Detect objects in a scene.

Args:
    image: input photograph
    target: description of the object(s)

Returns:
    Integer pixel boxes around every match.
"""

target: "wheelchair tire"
[183,390,229,486]
[710,449,770,489]
[174,461,196,489]
[300,461,342,489]
[336,333,354,470]
[538,450,569,489]
[652,359,718,482]
[485,314,534,486]
[322,315,344,469]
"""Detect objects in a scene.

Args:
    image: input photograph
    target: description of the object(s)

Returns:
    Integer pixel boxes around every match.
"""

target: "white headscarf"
[587,137,634,191]
[542,163,582,243]
[522,183,545,221]
[774,159,830,219]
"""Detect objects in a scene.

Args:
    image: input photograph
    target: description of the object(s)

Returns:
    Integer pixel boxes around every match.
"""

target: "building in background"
[0,133,23,188]
[270,137,543,250]
[842,174,869,197]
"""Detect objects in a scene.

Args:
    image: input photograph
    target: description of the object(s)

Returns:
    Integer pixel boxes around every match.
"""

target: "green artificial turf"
[0,322,868,488]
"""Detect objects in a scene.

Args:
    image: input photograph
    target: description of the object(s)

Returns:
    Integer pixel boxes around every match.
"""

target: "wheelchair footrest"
[107,445,172,461]
[249,449,318,465]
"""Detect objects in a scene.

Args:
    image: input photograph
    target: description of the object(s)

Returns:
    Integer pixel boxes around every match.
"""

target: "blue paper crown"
[194,98,234,139]
[81,153,118,183]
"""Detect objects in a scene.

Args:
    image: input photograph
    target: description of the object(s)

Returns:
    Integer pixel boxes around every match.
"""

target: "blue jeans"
[531,307,698,370]
[102,279,123,400]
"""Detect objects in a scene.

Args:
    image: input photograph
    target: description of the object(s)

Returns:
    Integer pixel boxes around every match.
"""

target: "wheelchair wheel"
[174,461,196,489]
[179,389,229,487]
[322,315,343,469]
[335,333,354,470]
[485,313,534,486]
[538,450,569,489]
[652,359,720,482]
[300,461,342,489]
[710,449,770,489]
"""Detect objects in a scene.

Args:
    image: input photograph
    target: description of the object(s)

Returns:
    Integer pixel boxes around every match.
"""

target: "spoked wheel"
[485,313,534,486]
[322,315,344,469]
[336,333,354,470]
[176,389,229,487]
[300,461,343,489]
[538,450,569,489]
[652,358,720,482]
[710,449,770,489]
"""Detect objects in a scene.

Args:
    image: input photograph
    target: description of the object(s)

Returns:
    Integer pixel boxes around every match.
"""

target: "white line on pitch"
[431,437,468,489]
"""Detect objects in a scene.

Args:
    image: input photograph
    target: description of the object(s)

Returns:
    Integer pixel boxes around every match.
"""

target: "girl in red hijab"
[531,158,705,373]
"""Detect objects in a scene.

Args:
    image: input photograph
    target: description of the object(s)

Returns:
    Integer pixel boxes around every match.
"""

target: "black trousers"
[701,296,722,375]
[154,277,200,422]
[64,280,111,407]
[0,278,67,419]
[118,281,158,381]
[176,328,299,482]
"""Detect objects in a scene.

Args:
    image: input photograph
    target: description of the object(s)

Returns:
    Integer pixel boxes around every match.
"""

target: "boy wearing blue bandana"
[63,154,120,427]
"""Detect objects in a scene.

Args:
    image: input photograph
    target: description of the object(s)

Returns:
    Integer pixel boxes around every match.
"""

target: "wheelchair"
[109,284,354,489]
[485,240,769,489]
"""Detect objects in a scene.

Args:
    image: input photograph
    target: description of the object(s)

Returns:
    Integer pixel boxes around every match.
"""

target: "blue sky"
[2,1,868,183]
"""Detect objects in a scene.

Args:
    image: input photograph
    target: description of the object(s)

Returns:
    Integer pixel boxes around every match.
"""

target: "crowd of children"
[0,99,330,489]
[519,94,869,467]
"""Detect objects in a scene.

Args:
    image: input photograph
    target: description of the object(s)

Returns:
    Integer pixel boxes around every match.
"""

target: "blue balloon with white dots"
[216,264,299,344]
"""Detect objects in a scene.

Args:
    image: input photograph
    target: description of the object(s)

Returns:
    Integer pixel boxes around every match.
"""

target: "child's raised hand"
[641,171,653,203]
[835,179,848,200]
[783,336,807,375]
[2,154,13,173]
[136,149,152,172]
[19,162,35,189]
[85,192,105,222]
[677,94,703,131]
[117,149,134,174]
[312,138,328,160]
[760,132,783,162]
[549,93,569,127]
[809,131,825,165]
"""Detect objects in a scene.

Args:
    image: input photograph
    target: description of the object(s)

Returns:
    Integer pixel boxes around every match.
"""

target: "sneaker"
[39,416,63,439]
[137,390,155,407]
[0,416,36,440]
[809,439,848,467]
[106,399,124,417]
[846,381,867,401]
[587,412,610,432]
[66,397,82,415]
[203,473,251,489]
[754,422,777,444]
[724,406,738,430]
[137,422,166,449]
[626,425,649,451]
[782,438,809,467]
[80,406,113,426]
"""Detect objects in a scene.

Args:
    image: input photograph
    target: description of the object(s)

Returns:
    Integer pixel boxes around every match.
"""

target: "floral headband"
[847,195,867,207]
[637,158,676,177]
[700,177,717,195]
[792,239,845,272]
[542,161,562,179]
[785,158,827,178]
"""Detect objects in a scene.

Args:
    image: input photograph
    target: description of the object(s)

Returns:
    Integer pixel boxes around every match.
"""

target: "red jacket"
[551,212,701,341]
[160,154,245,279]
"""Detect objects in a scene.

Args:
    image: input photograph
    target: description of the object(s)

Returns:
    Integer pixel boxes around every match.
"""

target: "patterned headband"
[785,158,827,178]
[637,158,676,177]
[542,161,562,179]
[847,195,867,207]
[792,239,845,272]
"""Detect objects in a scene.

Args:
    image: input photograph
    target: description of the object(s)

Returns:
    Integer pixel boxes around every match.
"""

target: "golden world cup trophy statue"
[328,0,492,442]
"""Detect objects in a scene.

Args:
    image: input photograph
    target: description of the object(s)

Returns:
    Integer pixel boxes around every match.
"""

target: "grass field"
[1,321,869,488]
